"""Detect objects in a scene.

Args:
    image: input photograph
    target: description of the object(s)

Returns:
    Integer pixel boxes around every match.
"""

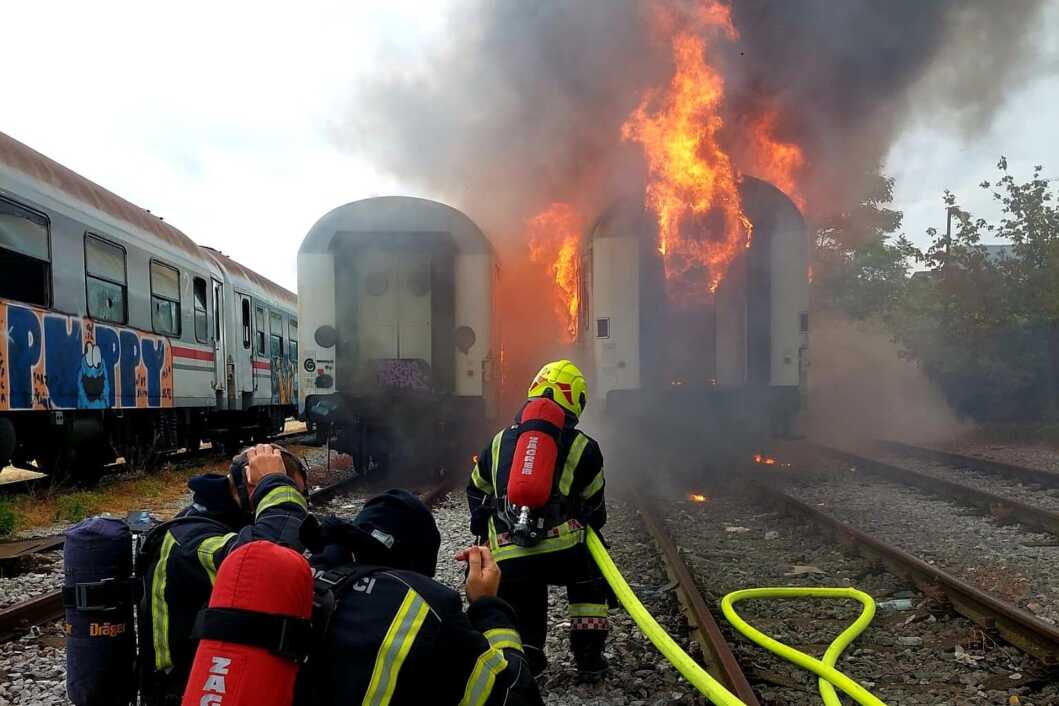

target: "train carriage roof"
[300,196,492,255]
[0,130,203,259]
[202,247,296,309]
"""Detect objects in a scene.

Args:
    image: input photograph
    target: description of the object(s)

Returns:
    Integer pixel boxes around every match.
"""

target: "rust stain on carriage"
[0,131,202,258]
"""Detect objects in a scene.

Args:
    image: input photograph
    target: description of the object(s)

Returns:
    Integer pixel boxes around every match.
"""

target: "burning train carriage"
[297,196,497,477]
[0,130,298,477]
[576,176,808,450]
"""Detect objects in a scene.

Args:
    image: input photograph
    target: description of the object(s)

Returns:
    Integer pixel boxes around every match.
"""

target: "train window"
[255,306,266,355]
[289,319,298,362]
[596,318,610,339]
[0,196,51,307]
[85,234,127,324]
[241,299,251,349]
[150,260,181,336]
[270,311,284,358]
[193,278,208,343]
[800,312,809,333]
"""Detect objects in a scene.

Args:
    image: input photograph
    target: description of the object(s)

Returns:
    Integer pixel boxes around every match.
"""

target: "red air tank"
[181,541,313,706]
[507,397,566,509]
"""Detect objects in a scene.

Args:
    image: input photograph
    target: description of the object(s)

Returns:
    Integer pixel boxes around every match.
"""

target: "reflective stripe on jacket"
[139,475,309,694]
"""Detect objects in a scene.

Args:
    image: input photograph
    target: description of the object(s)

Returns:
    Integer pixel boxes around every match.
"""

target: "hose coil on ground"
[586,527,887,706]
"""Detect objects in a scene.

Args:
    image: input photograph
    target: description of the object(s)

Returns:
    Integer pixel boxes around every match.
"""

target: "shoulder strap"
[192,607,313,662]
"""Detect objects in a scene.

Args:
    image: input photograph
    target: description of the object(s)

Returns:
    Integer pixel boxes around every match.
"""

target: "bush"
[54,492,101,524]
[0,500,15,537]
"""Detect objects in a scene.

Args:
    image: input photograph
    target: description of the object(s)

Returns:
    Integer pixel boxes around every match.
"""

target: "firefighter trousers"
[496,543,609,675]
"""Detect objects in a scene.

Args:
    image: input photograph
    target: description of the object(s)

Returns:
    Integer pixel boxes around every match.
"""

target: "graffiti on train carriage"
[0,301,174,411]
[271,356,297,406]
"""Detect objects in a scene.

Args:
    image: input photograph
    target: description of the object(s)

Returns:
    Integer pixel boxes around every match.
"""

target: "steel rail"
[637,499,762,705]
[812,443,1059,537]
[877,440,1059,488]
[0,535,65,566]
[0,590,63,643]
[757,483,1059,664]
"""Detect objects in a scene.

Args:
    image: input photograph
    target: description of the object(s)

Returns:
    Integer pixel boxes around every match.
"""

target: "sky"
[2,1,1058,292]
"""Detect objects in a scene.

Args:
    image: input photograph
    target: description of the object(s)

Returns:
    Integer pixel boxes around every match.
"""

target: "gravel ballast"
[787,472,1059,628]
[663,487,1059,705]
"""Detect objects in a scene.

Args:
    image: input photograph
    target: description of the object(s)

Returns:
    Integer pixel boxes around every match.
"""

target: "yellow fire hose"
[585,527,887,706]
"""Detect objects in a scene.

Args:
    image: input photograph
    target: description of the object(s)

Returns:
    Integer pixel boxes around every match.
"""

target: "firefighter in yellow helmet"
[466,360,609,682]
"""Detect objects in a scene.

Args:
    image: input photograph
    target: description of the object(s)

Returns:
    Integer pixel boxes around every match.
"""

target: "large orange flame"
[742,106,807,211]
[527,203,582,342]
[622,1,750,300]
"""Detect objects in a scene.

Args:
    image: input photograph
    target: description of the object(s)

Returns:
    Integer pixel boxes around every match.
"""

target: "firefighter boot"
[570,625,609,684]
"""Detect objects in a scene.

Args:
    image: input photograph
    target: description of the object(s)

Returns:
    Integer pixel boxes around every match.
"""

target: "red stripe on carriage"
[172,346,215,362]
[252,360,271,370]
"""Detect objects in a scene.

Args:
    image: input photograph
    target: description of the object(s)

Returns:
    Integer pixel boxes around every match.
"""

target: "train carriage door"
[212,279,226,397]
[397,253,432,363]
[237,294,254,395]
[357,250,399,366]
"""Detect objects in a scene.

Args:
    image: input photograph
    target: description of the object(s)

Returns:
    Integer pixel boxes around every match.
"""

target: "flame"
[753,453,777,465]
[688,493,709,503]
[527,203,582,341]
[622,1,751,299]
[742,106,806,211]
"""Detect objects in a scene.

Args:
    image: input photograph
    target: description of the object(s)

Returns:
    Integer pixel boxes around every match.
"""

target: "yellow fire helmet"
[527,359,588,418]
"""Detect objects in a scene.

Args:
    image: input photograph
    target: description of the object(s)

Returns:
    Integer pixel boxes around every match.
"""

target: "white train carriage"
[577,176,809,444]
[297,196,497,476]
[0,130,296,476]
[201,247,299,439]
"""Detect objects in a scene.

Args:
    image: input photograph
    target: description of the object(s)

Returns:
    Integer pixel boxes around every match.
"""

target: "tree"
[812,169,914,322]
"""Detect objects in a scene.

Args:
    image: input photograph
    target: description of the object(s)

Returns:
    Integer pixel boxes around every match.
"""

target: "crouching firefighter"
[137,444,312,706]
[466,360,609,682]
[300,490,544,706]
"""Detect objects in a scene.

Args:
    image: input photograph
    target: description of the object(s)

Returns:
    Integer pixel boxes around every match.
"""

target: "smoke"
[332,0,1048,427]
[805,312,967,445]
[336,0,1048,234]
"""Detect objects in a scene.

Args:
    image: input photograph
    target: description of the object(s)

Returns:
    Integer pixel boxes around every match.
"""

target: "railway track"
[0,428,316,496]
[757,481,1059,665]
[0,471,454,645]
[878,440,1059,488]
[811,443,1059,538]
[635,498,761,705]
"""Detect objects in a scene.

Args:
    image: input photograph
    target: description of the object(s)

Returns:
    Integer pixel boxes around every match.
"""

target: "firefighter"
[304,489,543,706]
[138,444,311,705]
[466,360,609,682]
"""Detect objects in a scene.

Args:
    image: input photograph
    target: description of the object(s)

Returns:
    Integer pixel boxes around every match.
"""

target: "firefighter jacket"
[138,474,309,701]
[307,552,544,706]
[467,405,606,562]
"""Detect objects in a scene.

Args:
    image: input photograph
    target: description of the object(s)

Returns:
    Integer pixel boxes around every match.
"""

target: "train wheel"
[35,447,72,486]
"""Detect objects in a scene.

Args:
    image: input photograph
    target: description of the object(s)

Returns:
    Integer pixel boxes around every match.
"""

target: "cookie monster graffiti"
[0,301,172,411]
[78,343,110,409]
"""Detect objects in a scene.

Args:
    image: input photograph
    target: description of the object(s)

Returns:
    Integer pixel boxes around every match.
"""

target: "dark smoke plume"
[336,0,1049,236]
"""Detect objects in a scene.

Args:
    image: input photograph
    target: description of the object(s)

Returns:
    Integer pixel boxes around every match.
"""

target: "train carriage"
[577,176,809,449]
[297,196,497,477]
[0,131,296,477]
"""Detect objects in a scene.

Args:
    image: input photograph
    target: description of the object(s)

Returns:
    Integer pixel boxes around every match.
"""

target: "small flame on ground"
[753,453,777,465]
[527,203,582,342]
[688,492,709,503]
[622,0,751,301]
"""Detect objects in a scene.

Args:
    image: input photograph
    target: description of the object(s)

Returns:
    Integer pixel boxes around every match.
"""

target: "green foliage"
[814,159,1059,421]
[54,492,102,524]
[0,500,15,537]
